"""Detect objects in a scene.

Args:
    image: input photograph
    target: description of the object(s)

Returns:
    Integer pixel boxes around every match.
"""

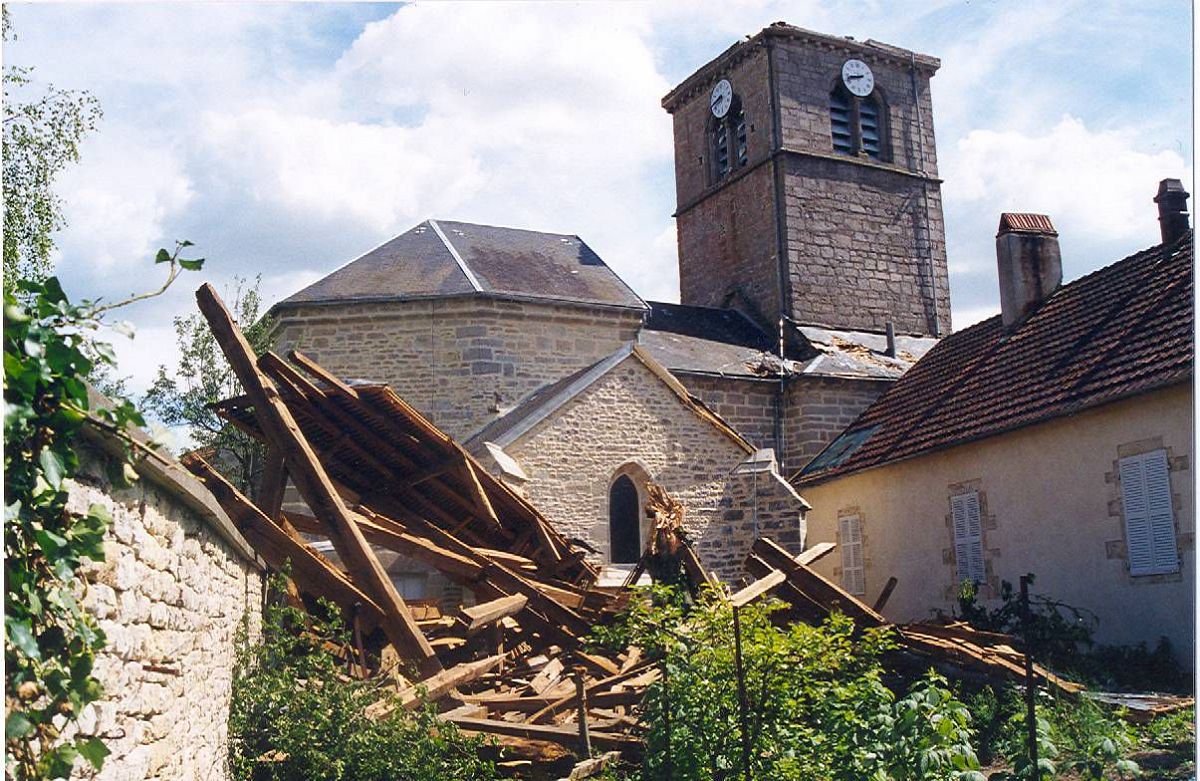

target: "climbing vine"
[4,245,201,779]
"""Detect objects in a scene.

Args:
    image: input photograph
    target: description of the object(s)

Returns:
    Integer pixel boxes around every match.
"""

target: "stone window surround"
[833,505,868,595]
[708,95,750,185]
[608,461,653,563]
[942,478,999,600]
[828,76,891,163]
[1106,436,1190,585]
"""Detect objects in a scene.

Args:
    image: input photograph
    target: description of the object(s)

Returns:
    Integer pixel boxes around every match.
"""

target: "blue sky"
[6,1,1193,394]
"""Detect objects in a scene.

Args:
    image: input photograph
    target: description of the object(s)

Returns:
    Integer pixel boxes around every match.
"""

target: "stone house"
[795,197,1194,661]
[268,23,955,587]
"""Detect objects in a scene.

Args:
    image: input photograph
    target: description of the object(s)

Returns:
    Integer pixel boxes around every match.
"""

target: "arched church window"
[829,85,886,161]
[609,474,642,564]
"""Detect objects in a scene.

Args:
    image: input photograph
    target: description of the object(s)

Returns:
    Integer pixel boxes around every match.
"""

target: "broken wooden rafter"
[196,283,440,674]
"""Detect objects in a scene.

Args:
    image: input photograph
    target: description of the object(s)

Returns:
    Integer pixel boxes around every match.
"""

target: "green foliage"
[4,246,202,779]
[228,573,499,781]
[1136,706,1194,753]
[957,576,1096,671]
[142,276,273,492]
[2,10,102,292]
[1072,638,1190,694]
[595,586,982,781]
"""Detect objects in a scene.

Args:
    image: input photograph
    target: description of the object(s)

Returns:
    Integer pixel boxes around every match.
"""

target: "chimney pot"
[1154,178,1190,245]
[996,213,1062,329]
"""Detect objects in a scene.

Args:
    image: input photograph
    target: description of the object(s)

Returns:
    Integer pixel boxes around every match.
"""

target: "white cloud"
[949,115,1188,243]
[55,129,193,272]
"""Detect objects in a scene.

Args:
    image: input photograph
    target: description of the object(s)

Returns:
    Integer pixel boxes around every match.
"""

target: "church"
[268,23,952,592]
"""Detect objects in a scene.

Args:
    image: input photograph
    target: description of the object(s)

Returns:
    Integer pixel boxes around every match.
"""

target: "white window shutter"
[839,515,865,596]
[951,492,985,585]
[1121,450,1178,576]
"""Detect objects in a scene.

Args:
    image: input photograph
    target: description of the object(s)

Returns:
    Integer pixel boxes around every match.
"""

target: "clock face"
[841,59,875,97]
[710,79,733,118]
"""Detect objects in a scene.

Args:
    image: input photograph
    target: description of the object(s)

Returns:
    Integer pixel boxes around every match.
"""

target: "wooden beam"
[796,541,836,567]
[444,716,641,753]
[729,568,786,608]
[459,595,528,633]
[196,283,440,673]
[365,654,507,719]
[872,576,899,612]
[283,510,485,582]
[751,537,886,629]
[257,448,288,520]
[184,454,385,624]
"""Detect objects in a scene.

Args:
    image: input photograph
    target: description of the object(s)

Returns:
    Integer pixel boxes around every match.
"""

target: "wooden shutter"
[1121,450,1179,576]
[839,514,865,595]
[951,492,985,584]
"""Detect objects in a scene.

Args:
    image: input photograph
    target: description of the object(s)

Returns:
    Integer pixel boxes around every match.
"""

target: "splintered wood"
[187,284,1086,774]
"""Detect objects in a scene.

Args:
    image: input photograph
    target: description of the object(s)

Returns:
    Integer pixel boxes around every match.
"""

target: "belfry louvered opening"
[829,86,886,161]
[710,97,749,183]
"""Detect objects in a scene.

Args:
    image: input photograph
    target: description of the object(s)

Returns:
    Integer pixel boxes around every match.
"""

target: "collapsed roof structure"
[187,283,1081,776]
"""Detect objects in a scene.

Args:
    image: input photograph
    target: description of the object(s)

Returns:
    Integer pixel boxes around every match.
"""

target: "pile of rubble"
[186,284,1079,778]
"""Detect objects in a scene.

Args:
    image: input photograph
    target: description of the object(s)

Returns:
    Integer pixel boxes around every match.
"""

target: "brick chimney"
[996,213,1062,328]
[1154,178,1190,245]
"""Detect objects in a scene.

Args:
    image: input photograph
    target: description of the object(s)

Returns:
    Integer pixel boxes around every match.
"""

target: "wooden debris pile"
[742,537,1084,693]
[185,283,1086,775]
[185,284,645,767]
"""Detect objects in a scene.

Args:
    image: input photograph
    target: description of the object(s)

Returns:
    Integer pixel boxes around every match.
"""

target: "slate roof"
[798,232,1194,483]
[276,220,646,311]
[638,301,936,381]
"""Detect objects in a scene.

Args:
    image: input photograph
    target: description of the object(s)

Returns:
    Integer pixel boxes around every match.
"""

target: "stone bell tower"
[662,22,951,337]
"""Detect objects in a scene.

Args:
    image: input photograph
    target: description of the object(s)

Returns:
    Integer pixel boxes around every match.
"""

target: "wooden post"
[573,665,593,758]
[195,283,440,674]
[732,605,752,781]
[872,576,899,612]
[1020,574,1039,774]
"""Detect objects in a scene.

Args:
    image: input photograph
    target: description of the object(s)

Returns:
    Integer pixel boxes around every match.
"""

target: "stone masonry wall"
[502,356,806,581]
[782,376,890,473]
[271,296,644,440]
[781,154,951,336]
[675,374,780,454]
[66,440,263,781]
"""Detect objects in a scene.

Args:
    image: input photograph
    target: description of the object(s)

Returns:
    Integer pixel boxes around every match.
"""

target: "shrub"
[593,585,983,781]
[227,575,499,781]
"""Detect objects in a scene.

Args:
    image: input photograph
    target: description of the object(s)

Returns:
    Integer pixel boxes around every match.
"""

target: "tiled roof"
[275,220,646,311]
[798,233,1194,483]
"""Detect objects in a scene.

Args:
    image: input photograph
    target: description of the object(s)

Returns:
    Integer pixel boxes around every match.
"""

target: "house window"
[1119,449,1179,576]
[829,86,886,161]
[950,491,984,585]
[609,474,642,564]
[839,514,865,595]
[711,102,749,182]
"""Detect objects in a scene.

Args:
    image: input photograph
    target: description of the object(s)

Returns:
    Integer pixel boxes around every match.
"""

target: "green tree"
[142,276,274,492]
[4,244,203,780]
[228,573,500,781]
[2,10,102,292]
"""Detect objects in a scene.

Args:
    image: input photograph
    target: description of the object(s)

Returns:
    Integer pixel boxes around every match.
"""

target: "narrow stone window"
[609,474,642,564]
[830,86,886,161]
[710,101,749,183]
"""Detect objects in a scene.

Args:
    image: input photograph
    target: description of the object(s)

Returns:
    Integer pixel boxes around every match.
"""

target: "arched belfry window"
[710,99,749,183]
[609,475,642,564]
[829,85,886,161]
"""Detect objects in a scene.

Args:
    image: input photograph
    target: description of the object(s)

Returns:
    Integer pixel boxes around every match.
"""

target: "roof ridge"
[428,219,484,293]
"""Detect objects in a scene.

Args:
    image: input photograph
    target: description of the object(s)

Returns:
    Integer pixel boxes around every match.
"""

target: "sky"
[5,0,1193,396]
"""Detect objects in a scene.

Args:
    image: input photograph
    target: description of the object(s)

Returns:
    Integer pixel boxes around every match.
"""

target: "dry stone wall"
[65,439,263,781]
[271,296,643,440]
